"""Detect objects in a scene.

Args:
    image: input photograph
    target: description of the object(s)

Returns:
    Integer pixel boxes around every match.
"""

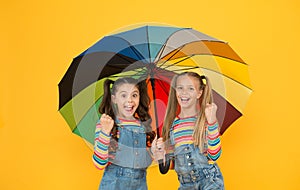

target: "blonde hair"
[162,72,213,152]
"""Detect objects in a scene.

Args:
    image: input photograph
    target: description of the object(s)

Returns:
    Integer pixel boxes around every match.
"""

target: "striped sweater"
[172,116,222,162]
[92,126,111,170]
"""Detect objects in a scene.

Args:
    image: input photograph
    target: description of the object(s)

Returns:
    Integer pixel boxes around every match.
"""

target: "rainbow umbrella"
[58,25,252,145]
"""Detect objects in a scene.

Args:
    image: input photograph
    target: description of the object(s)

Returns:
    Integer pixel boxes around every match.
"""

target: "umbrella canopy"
[58,25,252,144]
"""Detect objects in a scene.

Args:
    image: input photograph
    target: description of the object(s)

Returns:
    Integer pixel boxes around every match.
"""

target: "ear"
[111,95,116,104]
[197,90,203,99]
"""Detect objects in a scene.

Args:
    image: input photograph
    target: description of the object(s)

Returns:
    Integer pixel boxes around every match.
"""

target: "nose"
[181,88,188,94]
[127,96,133,102]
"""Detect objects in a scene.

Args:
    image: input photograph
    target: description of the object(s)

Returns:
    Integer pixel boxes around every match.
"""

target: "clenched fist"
[204,103,218,124]
[151,135,166,162]
[100,113,114,135]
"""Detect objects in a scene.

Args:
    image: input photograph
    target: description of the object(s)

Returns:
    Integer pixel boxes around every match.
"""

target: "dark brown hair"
[98,77,155,148]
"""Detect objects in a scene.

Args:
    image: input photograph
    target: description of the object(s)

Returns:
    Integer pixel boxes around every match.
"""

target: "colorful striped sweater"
[92,118,142,170]
[172,116,222,162]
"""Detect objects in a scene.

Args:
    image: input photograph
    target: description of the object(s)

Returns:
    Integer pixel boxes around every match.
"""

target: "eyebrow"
[119,90,139,94]
[176,85,195,87]
[132,90,139,94]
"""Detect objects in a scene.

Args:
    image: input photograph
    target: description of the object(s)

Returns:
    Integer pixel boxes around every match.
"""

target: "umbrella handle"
[158,155,171,174]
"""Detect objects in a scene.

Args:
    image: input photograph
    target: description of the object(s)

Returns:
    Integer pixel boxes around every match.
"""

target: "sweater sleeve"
[92,121,111,170]
[206,121,222,161]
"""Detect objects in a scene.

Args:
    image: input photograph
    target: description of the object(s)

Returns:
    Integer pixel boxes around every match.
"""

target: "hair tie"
[108,79,115,84]
[200,75,206,85]
[108,79,115,88]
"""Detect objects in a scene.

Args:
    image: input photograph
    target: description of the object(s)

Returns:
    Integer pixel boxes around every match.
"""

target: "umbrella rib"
[107,64,148,74]
[159,54,249,84]
[158,46,186,69]
[134,67,150,76]
[155,43,167,62]
[108,36,148,62]
[154,28,191,61]
[103,54,145,71]
[155,38,248,66]
[169,66,200,72]
[160,49,248,66]
[106,64,133,70]
[154,28,226,63]
[158,71,174,78]
[159,53,250,90]
[104,65,146,75]
[157,78,171,95]
[109,74,141,78]
[212,54,248,65]
[170,65,252,91]
[71,95,104,133]
[109,69,148,78]
[114,53,139,64]
[159,57,252,91]
[201,67,253,91]
[130,46,147,61]
[146,26,151,62]
[160,55,195,70]
[138,71,149,80]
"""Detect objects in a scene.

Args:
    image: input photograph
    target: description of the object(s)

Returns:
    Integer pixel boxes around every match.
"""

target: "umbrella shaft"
[150,78,160,138]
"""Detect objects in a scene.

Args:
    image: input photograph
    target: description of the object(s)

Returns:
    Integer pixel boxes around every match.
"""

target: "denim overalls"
[170,125,224,190]
[99,120,152,190]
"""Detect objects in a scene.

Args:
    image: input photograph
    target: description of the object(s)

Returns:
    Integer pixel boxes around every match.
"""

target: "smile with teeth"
[124,105,134,112]
[180,97,190,102]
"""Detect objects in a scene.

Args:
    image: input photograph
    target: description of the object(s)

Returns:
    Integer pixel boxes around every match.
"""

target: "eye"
[189,87,195,91]
[132,93,139,98]
[121,93,127,98]
[176,86,183,90]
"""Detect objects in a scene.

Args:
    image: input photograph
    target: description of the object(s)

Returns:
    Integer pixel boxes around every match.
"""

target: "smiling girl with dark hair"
[93,77,155,190]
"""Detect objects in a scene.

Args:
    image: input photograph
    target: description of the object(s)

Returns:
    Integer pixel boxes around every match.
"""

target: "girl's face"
[112,83,140,119]
[175,75,202,110]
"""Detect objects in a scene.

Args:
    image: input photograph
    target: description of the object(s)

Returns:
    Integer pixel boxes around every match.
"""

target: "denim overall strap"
[173,145,224,190]
[109,120,152,169]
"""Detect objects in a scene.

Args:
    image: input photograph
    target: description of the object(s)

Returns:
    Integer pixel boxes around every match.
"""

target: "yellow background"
[1,0,300,189]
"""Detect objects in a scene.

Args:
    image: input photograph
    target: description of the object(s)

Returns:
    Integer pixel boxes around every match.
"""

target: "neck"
[117,115,135,120]
[178,107,198,118]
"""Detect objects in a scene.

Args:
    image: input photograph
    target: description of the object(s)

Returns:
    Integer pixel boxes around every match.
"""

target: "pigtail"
[136,79,151,122]
[137,79,156,147]
[194,75,213,152]
[200,75,213,105]
[162,75,179,142]
[98,79,119,149]
[99,79,114,115]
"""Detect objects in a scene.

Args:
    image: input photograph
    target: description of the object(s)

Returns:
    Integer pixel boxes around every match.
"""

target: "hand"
[100,114,114,135]
[205,103,218,124]
[151,136,166,161]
